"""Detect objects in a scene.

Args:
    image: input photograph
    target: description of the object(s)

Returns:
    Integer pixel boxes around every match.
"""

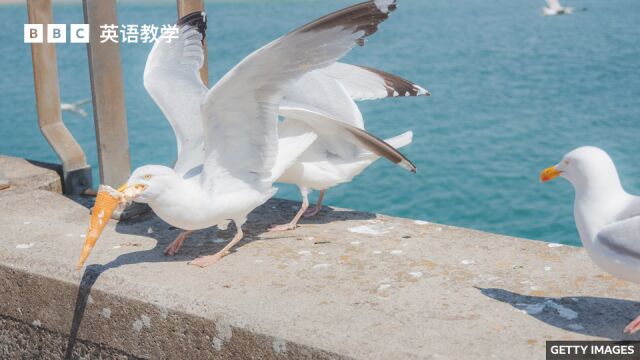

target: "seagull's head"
[540,146,620,191]
[120,165,180,203]
[75,165,181,269]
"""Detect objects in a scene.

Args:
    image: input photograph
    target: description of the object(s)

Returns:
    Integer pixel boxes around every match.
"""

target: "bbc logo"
[24,24,89,43]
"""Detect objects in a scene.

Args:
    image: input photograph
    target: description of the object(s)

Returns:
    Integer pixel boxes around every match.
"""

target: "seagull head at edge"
[540,146,624,196]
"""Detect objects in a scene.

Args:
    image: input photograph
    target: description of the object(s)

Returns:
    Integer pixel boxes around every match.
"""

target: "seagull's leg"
[624,315,640,334]
[164,230,193,256]
[189,225,244,267]
[303,190,325,218]
[268,188,310,232]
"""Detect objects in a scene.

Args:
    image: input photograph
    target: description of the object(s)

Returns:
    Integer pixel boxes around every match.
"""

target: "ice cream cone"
[77,186,122,270]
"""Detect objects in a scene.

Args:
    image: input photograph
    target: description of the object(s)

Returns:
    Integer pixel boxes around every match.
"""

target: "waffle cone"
[77,188,121,269]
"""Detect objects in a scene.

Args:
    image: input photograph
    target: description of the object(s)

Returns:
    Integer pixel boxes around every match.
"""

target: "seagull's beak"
[76,185,125,270]
[540,165,562,182]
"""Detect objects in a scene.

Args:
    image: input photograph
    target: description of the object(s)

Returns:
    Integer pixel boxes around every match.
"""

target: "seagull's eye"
[143,174,153,180]
[564,160,570,165]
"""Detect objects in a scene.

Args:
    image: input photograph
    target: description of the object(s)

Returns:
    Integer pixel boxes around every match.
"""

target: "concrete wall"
[1,158,639,359]
[0,156,62,194]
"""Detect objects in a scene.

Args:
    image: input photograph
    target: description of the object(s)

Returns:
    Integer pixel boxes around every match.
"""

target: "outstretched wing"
[546,0,562,11]
[200,0,398,192]
[72,98,91,106]
[320,63,429,101]
[283,67,364,129]
[597,216,640,259]
[283,63,429,129]
[279,105,416,172]
[143,12,208,175]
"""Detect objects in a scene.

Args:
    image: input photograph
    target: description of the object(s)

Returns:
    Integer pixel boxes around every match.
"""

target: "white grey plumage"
[61,99,91,117]
[269,64,426,230]
[122,1,401,267]
[543,0,575,15]
[542,146,640,333]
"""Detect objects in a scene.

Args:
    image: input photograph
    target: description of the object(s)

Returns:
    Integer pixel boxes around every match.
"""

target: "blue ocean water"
[1,0,639,246]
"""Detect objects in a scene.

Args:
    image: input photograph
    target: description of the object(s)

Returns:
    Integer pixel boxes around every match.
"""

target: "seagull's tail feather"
[279,105,416,173]
[384,131,413,150]
[357,130,414,171]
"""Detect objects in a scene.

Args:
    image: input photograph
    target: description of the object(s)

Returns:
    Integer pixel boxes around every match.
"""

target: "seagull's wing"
[283,63,428,129]
[269,121,319,182]
[283,68,365,129]
[597,216,640,259]
[319,63,429,101]
[143,12,208,175]
[279,105,415,172]
[60,103,88,117]
[200,0,398,191]
[546,0,562,11]
[72,98,92,106]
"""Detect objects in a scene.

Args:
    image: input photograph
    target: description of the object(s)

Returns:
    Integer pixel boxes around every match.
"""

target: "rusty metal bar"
[27,0,92,195]
[83,0,131,187]
[177,0,208,85]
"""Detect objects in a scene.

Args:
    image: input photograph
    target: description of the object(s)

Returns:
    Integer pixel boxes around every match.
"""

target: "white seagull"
[269,64,427,231]
[112,1,401,267]
[541,146,640,333]
[61,99,91,117]
[543,0,574,16]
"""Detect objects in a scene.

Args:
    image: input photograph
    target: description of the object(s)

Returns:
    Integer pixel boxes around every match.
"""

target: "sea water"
[1,0,638,246]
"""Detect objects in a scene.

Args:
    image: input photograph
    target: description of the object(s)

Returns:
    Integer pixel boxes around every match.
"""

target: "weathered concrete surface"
[0,315,140,359]
[1,189,640,359]
[0,156,62,194]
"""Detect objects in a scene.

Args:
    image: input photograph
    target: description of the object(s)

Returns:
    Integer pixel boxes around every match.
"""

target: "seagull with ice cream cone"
[76,1,406,269]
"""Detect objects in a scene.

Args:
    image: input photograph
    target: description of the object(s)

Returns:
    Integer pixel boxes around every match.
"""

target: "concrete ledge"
[0,315,139,359]
[1,189,640,359]
[0,156,62,194]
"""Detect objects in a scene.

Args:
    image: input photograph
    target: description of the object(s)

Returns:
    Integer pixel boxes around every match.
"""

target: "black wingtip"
[296,0,398,48]
[178,11,207,41]
[355,65,430,98]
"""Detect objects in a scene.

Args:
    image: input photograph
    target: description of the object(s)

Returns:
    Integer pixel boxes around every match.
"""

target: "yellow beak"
[117,183,128,192]
[540,166,562,182]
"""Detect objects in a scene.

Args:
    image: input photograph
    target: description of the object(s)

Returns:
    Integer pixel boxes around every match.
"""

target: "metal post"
[83,0,131,187]
[177,0,208,85]
[27,0,92,195]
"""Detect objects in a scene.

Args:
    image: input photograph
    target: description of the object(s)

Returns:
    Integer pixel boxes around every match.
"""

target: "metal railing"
[27,0,92,195]
[27,0,208,194]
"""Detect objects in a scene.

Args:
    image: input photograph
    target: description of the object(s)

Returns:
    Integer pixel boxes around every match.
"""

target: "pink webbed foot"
[270,190,311,231]
[188,252,228,267]
[624,315,640,334]
[268,223,297,232]
[188,227,244,268]
[303,205,321,218]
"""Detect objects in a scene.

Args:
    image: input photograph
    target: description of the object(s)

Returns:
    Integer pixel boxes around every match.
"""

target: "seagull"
[269,64,427,231]
[543,0,575,16]
[61,99,91,117]
[79,1,402,268]
[541,146,640,333]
